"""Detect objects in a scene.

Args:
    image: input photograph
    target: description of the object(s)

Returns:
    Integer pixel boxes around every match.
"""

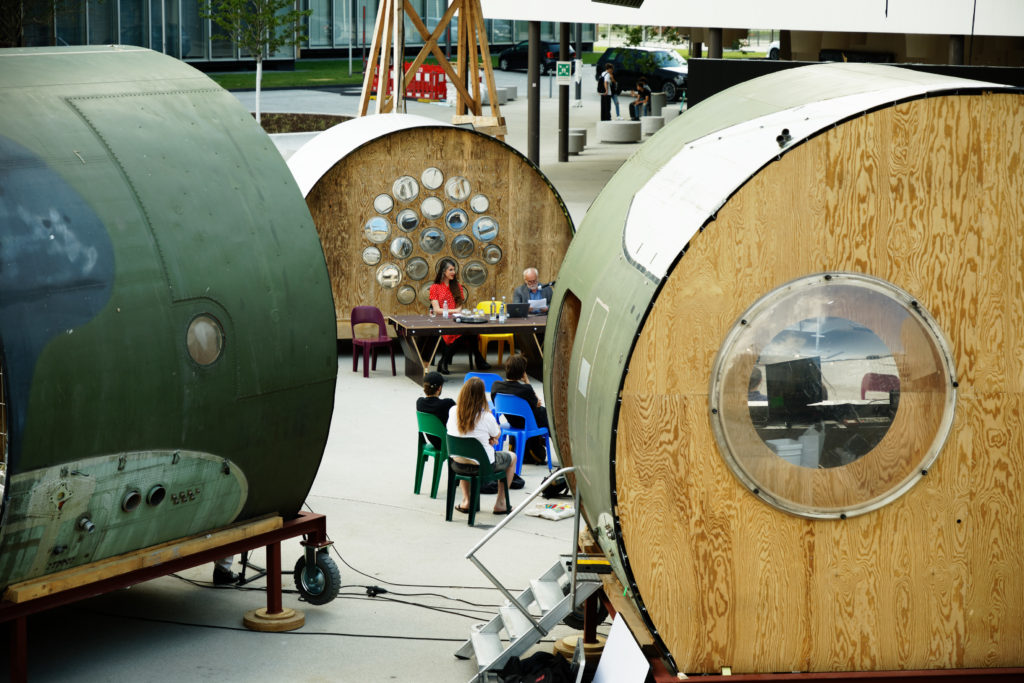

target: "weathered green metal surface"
[0,46,337,587]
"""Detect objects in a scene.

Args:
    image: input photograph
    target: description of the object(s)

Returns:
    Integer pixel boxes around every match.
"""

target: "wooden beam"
[469,0,503,126]
[376,0,394,114]
[358,0,389,116]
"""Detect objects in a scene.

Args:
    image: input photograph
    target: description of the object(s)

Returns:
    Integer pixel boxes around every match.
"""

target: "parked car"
[767,40,780,60]
[497,41,576,75]
[594,46,687,102]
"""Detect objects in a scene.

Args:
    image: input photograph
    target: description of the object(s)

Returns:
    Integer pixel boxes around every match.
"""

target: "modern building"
[7,1,596,67]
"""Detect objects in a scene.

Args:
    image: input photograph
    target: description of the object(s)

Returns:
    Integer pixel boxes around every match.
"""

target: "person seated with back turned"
[447,377,515,515]
[417,371,455,448]
[491,353,550,465]
[629,76,652,121]
[429,258,490,374]
[512,267,554,314]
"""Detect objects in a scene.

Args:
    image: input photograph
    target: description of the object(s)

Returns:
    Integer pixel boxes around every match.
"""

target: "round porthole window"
[392,176,419,203]
[396,284,417,305]
[373,194,394,214]
[405,257,429,281]
[390,236,413,260]
[472,216,499,242]
[709,273,956,519]
[187,314,224,366]
[452,235,475,259]
[421,197,444,221]
[375,263,402,289]
[421,167,444,190]
[482,244,502,265]
[445,176,471,203]
[396,209,420,232]
[420,228,445,254]
[418,283,433,307]
[446,208,469,231]
[469,194,489,214]
[462,261,487,287]
[364,216,390,243]
[361,246,382,266]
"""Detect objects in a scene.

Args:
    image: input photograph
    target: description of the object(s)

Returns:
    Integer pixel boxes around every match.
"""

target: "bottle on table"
[442,300,449,319]
[489,297,497,321]
[499,296,507,323]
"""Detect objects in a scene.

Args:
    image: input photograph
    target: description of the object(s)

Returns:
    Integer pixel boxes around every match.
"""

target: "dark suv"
[594,46,688,102]
[497,41,576,75]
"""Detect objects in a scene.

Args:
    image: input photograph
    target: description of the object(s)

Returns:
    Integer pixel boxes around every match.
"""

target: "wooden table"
[387,313,547,383]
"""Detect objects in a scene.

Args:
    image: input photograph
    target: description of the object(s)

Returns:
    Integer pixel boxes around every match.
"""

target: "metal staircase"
[454,467,602,683]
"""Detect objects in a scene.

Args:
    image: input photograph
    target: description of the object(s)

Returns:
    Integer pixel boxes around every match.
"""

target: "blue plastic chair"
[494,393,551,475]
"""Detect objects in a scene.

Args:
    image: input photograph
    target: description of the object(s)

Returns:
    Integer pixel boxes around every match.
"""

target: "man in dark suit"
[512,267,553,313]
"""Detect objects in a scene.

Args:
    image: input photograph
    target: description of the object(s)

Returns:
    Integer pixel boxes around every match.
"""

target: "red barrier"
[372,62,447,101]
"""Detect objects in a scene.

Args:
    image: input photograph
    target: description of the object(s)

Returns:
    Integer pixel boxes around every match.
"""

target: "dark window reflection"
[749,317,899,468]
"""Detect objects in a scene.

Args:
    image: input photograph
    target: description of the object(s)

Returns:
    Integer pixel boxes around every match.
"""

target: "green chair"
[445,435,512,527]
[415,412,449,498]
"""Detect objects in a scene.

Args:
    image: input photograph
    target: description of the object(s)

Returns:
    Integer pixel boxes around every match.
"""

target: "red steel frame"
[0,511,330,682]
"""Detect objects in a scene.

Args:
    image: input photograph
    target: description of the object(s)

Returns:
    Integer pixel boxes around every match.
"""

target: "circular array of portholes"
[363,167,502,306]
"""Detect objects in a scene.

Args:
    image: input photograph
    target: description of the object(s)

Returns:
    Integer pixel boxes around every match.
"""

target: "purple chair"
[351,306,395,378]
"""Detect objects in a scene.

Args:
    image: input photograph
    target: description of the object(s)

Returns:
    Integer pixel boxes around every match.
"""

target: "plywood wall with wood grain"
[304,126,572,336]
[616,92,1024,673]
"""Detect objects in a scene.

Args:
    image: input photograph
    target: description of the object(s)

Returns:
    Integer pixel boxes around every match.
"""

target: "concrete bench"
[482,88,508,105]
[641,115,665,136]
[597,120,641,143]
[569,131,586,155]
[569,127,587,146]
[650,92,666,117]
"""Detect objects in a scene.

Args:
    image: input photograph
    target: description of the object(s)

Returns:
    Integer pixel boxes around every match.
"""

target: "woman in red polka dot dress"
[429,258,491,374]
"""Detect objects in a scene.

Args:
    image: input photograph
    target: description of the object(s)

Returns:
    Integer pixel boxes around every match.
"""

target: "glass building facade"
[19,1,595,64]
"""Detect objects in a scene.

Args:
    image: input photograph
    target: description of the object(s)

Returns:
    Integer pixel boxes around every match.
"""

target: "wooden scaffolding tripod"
[358,0,506,138]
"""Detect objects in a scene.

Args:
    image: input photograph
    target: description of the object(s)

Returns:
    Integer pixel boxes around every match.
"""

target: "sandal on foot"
[455,505,470,514]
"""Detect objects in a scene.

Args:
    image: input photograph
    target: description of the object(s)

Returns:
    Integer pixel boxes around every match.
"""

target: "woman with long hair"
[428,258,490,374]
[446,377,514,514]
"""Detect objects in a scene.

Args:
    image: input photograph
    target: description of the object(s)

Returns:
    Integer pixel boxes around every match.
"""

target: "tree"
[200,0,311,124]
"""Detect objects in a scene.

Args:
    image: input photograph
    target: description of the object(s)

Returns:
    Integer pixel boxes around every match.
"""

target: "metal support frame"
[0,511,329,683]
[465,467,578,634]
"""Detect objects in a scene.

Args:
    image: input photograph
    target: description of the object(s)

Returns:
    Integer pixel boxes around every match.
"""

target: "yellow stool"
[475,301,515,365]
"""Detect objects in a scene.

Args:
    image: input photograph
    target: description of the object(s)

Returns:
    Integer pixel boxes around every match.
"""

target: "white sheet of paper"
[593,614,650,683]
[528,298,546,310]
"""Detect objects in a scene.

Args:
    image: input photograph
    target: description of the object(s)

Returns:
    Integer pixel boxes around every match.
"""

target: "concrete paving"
[1,67,651,682]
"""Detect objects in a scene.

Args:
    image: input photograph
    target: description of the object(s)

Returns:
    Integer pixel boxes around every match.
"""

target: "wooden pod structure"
[545,63,1024,674]
[0,47,336,589]
[288,115,573,334]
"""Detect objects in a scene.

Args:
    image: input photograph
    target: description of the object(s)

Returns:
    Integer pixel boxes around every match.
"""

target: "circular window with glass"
[469,194,489,214]
[445,176,471,203]
[392,176,419,203]
[396,285,417,305]
[361,246,382,266]
[418,283,433,308]
[405,257,429,281]
[451,235,475,259]
[419,228,445,254]
[709,273,956,519]
[472,216,499,242]
[482,244,503,265]
[421,167,444,190]
[364,216,390,243]
[390,236,413,260]
[462,261,488,287]
[446,208,469,231]
[375,263,402,289]
[373,194,394,214]
[421,197,444,221]
[187,314,224,366]
[396,209,420,232]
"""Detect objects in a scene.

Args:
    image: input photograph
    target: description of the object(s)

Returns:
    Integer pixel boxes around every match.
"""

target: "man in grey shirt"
[512,267,553,313]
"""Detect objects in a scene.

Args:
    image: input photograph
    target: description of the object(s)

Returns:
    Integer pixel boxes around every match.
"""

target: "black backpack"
[596,73,606,94]
[499,652,574,683]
